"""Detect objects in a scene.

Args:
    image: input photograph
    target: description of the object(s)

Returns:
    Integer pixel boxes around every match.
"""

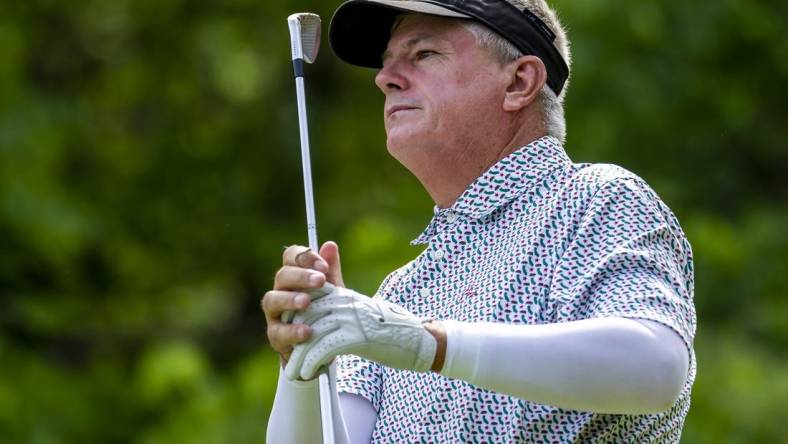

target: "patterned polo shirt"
[336,136,696,443]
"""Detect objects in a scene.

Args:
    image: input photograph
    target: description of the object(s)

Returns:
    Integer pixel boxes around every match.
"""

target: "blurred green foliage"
[0,0,786,442]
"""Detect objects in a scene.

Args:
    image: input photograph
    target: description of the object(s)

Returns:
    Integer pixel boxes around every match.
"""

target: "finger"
[282,245,329,273]
[274,265,326,291]
[268,322,312,354]
[301,350,336,381]
[290,292,353,327]
[300,326,348,380]
[261,290,311,322]
[305,283,335,302]
[319,241,345,287]
[284,345,302,380]
[292,307,331,328]
[285,324,340,381]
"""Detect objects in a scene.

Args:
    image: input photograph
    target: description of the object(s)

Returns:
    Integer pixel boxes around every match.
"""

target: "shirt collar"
[412,136,571,245]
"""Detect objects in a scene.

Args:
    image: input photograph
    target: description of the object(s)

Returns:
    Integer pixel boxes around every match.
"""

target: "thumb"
[319,241,345,287]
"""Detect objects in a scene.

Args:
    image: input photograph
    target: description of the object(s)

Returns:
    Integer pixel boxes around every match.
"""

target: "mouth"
[386,105,419,118]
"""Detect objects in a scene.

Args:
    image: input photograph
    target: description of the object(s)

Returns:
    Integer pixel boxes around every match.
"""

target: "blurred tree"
[0,0,786,442]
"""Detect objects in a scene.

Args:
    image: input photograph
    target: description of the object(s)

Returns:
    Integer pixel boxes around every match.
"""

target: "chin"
[386,134,436,177]
[385,122,428,148]
[385,133,418,166]
[385,136,407,164]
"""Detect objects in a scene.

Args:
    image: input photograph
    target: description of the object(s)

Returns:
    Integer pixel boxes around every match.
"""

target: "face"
[375,15,510,170]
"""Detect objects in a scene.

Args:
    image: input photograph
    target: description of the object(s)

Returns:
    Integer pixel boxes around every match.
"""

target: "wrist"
[423,320,447,372]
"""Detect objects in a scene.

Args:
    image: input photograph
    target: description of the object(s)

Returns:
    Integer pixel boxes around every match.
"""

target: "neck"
[422,116,546,209]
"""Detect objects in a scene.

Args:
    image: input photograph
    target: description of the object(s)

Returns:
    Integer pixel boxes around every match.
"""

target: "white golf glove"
[284,285,438,381]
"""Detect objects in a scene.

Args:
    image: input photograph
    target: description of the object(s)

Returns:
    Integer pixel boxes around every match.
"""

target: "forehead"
[382,14,476,59]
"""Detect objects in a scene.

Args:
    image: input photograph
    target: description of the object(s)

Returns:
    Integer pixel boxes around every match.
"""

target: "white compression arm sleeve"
[267,318,687,441]
[267,369,377,444]
[340,393,378,444]
[266,370,349,444]
[440,317,689,414]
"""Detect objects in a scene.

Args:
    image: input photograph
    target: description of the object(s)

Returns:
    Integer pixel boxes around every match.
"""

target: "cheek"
[464,71,504,107]
[434,79,502,129]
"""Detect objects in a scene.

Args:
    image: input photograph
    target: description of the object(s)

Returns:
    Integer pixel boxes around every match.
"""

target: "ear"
[502,55,548,112]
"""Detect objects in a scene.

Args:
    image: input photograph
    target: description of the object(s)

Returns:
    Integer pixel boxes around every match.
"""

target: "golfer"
[265,0,696,442]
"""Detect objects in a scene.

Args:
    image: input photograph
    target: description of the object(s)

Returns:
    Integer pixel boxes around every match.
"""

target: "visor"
[329,0,569,95]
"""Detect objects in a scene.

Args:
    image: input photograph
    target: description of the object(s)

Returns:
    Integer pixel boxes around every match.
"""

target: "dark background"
[0,0,786,442]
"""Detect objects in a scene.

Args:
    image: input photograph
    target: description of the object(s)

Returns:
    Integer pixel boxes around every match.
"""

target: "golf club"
[286,12,337,444]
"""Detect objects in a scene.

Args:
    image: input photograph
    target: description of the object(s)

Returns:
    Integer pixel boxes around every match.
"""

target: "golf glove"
[284,285,438,381]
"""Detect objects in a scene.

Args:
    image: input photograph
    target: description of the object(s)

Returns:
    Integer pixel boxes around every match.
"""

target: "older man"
[265,0,696,443]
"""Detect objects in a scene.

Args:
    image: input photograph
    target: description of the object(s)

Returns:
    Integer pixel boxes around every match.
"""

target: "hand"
[284,286,438,381]
[261,242,344,363]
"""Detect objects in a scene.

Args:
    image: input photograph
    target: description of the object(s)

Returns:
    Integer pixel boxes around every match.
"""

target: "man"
[265,0,696,442]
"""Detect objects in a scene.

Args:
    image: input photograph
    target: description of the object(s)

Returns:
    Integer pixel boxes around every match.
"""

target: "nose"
[375,60,408,94]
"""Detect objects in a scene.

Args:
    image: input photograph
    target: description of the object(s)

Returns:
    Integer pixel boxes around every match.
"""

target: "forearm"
[267,368,350,444]
[440,317,689,414]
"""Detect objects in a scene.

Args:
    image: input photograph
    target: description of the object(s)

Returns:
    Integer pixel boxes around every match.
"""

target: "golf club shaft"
[294,72,337,444]
[295,76,319,253]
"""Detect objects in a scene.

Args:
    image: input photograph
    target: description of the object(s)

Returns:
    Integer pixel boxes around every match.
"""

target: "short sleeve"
[550,177,696,349]
[335,354,383,413]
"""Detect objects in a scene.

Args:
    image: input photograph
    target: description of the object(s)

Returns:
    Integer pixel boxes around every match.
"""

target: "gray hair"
[463,0,571,142]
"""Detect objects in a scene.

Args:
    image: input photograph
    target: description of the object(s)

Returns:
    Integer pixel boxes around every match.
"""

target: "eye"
[415,50,437,61]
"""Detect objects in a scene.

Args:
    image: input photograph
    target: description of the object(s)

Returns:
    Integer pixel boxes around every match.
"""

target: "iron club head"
[288,13,321,64]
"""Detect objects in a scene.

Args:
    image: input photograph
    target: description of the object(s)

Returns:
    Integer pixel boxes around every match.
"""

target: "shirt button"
[420,288,431,298]
[434,249,445,260]
[446,212,458,223]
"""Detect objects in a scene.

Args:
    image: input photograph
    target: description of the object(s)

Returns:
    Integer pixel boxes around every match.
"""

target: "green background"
[1,0,786,442]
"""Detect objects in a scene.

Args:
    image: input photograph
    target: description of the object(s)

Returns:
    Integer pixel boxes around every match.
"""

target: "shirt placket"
[409,209,461,312]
